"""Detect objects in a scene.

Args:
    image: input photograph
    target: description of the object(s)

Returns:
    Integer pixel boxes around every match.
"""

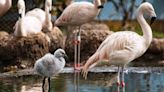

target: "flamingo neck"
[84,52,99,70]
[54,54,66,68]
[21,7,25,18]
[19,0,26,36]
[59,57,66,67]
[6,0,12,8]
[93,0,102,8]
[137,8,152,47]
[45,0,52,31]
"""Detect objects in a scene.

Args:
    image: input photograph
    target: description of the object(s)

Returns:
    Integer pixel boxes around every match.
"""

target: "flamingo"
[14,0,42,37]
[0,0,12,16]
[34,49,67,92]
[82,2,156,88]
[26,0,53,32]
[26,8,46,28]
[55,0,103,70]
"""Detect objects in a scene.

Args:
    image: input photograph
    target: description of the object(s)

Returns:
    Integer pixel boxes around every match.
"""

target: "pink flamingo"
[55,0,103,70]
[82,2,156,89]
[14,0,42,37]
[26,0,53,32]
[0,0,12,16]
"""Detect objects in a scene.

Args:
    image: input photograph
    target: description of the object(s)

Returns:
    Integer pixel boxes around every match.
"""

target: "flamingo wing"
[97,31,145,65]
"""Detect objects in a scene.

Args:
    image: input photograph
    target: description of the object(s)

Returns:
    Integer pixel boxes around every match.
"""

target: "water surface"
[0,71,164,92]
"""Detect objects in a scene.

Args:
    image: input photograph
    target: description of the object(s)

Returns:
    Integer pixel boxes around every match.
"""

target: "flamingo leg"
[74,26,81,70]
[74,31,77,70]
[121,66,125,87]
[48,77,51,92]
[117,66,121,86]
[117,66,121,92]
[77,26,81,69]
[42,77,46,92]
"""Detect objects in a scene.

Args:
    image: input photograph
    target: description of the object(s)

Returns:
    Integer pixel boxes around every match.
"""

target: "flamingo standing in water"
[0,0,12,16]
[55,0,103,70]
[82,2,156,88]
[14,0,42,37]
[34,49,67,92]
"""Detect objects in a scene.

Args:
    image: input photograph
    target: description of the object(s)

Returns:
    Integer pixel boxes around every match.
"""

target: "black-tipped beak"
[49,10,52,14]
[64,54,69,61]
[150,17,156,26]
[18,13,22,18]
[97,5,104,9]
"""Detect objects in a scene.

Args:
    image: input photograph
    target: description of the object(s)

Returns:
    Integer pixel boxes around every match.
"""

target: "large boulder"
[65,23,113,63]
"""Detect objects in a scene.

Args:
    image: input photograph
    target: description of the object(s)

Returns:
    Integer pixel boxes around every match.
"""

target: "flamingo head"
[139,2,157,25]
[54,49,68,60]
[17,0,25,18]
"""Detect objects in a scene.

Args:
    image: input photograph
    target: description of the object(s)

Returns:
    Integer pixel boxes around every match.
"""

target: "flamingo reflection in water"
[74,71,80,92]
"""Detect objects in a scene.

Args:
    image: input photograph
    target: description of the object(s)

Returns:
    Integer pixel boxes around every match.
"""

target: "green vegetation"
[152,30,164,38]
[104,21,164,38]
[132,26,164,38]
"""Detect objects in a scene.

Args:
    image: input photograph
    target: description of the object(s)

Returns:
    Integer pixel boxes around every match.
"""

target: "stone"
[148,38,164,53]
[46,27,65,53]
[0,33,49,66]
[0,27,65,67]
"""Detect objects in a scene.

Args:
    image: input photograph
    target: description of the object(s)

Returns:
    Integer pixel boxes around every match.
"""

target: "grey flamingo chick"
[34,49,67,92]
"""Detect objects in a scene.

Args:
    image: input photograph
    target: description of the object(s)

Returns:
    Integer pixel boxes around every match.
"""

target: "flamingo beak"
[150,16,156,26]
[97,5,104,9]
[18,13,22,18]
[64,54,69,61]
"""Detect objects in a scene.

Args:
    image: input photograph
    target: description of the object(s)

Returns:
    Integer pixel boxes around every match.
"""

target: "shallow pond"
[0,69,164,92]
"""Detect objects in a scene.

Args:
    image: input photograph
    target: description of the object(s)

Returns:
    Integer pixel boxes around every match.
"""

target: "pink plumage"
[55,0,102,26]
[0,0,12,16]
[82,2,156,88]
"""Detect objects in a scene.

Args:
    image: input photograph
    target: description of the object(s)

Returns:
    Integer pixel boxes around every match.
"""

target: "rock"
[0,31,9,38]
[0,27,65,67]
[65,23,113,63]
[148,38,164,54]
[46,27,65,53]
[0,33,49,66]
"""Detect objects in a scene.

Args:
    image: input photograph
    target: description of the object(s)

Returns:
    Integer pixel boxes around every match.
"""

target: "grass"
[152,30,164,38]
[103,20,164,38]
[133,26,164,38]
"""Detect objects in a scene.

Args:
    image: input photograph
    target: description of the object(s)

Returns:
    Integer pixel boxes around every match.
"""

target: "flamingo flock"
[0,0,157,92]
[14,0,42,37]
